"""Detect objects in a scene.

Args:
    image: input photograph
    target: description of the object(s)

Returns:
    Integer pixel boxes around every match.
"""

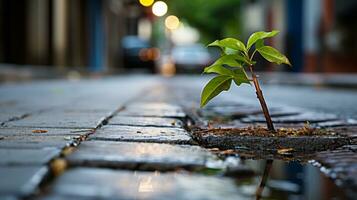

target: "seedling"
[200,30,291,132]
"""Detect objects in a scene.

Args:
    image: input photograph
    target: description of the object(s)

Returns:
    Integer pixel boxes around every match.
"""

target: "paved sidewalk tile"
[45,168,247,200]
[108,116,184,128]
[314,147,357,187]
[242,112,338,123]
[125,103,183,111]
[0,166,48,197]
[0,127,90,137]
[0,148,61,165]
[90,125,193,144]
[118,103,186,118]
[67,141,215,170]
[0,135,75,149]
[202,105,299,118]
[4,111,106,129]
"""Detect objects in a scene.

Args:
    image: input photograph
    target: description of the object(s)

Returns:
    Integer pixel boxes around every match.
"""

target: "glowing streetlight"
[139,0,154,7]
[165,15,180,30]
[152,1,168,17]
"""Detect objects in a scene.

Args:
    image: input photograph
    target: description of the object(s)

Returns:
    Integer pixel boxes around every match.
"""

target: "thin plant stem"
[256,159,274,200]
[249,65,275,132]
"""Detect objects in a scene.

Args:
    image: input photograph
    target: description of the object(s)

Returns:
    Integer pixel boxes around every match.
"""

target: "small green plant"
[200,30,291,132]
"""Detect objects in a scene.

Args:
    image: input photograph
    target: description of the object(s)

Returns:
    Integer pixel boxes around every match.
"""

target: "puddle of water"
[238,159,348,200]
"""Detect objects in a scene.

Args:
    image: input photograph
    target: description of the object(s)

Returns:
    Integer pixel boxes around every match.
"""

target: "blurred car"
[171,44,212,73]
[121,36,159,73]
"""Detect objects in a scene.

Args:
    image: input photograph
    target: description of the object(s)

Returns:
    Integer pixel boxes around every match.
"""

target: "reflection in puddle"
[238,159,348,200]
[255,160,273,200]
[136,171,163,194]
[138,176,154,193]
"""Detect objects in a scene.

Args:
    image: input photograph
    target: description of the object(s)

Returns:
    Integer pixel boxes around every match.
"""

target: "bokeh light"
[165,15,180,30]
[139,0,154,7]
[152,1,168,17]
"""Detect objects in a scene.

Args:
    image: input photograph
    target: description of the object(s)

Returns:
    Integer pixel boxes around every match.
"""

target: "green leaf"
[223,47,238,55]
[207,40,220,48]
[255,39,264,49]
[247,30,279,50]
[257,46,291,66]
[219,38,247,52]
[204,64,234,75]
[232,67,251,86]
[204,65,250,86]
[200,75,232,108]
[213,55,243,67]
[208,38,247,53]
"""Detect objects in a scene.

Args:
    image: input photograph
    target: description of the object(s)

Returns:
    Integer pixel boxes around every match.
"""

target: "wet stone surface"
[0,135,75,149]
[200,105,298,118]
[67,141,215,170]
[330,126,357,143]
[0,148,61,165]
[193,131,350,152]
[3,110,107,129]
[1,76,357,199]
[90,125,193,144]
[0,127,91,137]
[0,166,48,197]
[312,146,357,198]
[45,167,247,200]
[108,116,184,128]
[241,112,338,123]
[118,103,186,118]
[125,102,184,111]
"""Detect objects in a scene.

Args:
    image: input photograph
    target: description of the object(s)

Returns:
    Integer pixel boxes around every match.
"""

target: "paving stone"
[313,147,357,195]
[0,127,91,137]
[316,119,357,128]
[330,126,357,142]
[0,195,18,200]
[201,105,295,117]
[241,112,338,123]
[108,116,183,128]
[67,141,215,170]
[125,102,183,111]
[0,148,61,165]
[0,166,48,197]
[0,135,75,149]
[4,111,107,129]
[193,130,349,152]
[118,103,186,118]
[90,125,193,144]
[202,105,300,118]
[46,167,247,200]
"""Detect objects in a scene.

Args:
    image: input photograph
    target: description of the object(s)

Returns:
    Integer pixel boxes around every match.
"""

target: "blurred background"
[1,0,357,81]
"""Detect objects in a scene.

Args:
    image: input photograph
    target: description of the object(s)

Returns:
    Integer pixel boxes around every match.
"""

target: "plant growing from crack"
[200,30,291,132]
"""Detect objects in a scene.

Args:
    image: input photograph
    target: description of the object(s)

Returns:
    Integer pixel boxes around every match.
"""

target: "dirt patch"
[195,126,334,137]
[192,126,350,153]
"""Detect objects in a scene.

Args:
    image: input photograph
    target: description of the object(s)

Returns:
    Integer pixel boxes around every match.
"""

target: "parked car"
[121,36,158,73]
[171,44,212,73]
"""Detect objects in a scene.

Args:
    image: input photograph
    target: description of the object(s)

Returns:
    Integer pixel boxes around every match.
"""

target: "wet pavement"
[0,75,356,199]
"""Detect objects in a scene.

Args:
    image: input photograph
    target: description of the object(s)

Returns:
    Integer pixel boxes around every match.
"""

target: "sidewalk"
[0,75,356,199]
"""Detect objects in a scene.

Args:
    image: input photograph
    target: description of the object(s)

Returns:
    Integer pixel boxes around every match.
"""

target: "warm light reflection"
[139,0,154,7]
[152,1,168,17]
[165,15,180,30]
[138,176,154,192]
